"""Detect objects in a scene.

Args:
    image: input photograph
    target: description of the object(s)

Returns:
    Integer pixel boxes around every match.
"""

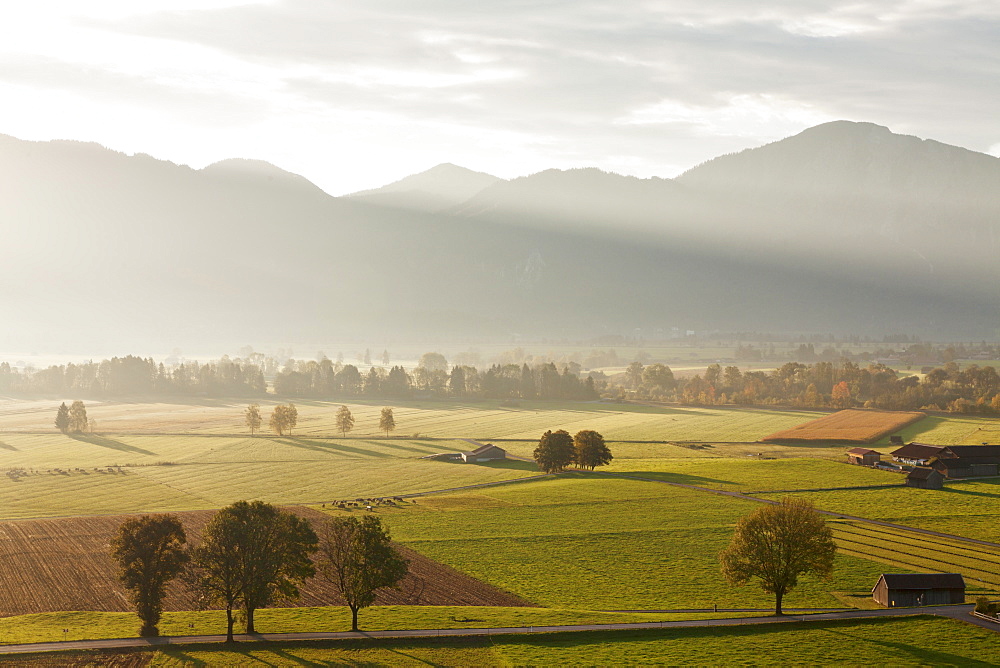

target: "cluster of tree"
[272,357,599,401]
[54,400,90,433]
[611,359,1000,413]
[532,429,613,473]
[5,356,266,396]
[110,503,408,640]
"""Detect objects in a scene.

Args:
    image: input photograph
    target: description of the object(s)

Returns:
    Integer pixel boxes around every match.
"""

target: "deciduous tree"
[110,515,188,637]
[719,498,836,615]
[269,403,298,436]
[573,430,613,470]
[68,400,88,433]
[533,429,575,473]
[245,403,262,436]
[192,501,317,640]
[379,407,395,437]
[318,515,408,631]
[336,405,355,437]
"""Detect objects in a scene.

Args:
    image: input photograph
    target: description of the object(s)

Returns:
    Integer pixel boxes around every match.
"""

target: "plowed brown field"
[759,409,925,444]
[0,508,533,617]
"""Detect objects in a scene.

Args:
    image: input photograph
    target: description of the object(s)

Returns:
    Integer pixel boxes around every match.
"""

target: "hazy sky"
[1,1,996,194]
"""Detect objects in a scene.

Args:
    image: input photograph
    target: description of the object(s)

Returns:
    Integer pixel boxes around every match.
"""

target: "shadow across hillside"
[0,440,17,451]
[276,437,393,458]
[69,434,156,456]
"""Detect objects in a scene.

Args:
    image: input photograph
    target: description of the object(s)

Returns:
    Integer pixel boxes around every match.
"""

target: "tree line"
[612,359,1000,413]
[273,359,599,401]
[3,356,266,396]
[110,502,407,640]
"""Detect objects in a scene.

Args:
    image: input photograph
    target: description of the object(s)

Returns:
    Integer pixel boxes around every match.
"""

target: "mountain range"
[1,121,997,355]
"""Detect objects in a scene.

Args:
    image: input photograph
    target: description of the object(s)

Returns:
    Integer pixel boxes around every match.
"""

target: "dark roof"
[906,467,939,481]
[876,573,965,590]
[940,445,1000,459]
[462,443,506,457]
[934,456,1000,468]
[891,443,945,460]
[847,448,880,455]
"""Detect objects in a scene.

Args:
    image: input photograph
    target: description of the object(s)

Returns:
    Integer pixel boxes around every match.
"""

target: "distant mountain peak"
[345,163,503,212]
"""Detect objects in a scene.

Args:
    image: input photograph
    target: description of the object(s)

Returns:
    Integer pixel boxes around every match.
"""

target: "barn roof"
[470,443,504,455]
[875,573,965,591]
[906,467,939,481]
[940,445,1000,459]
[891,443,945,460]
[847,448,880,455]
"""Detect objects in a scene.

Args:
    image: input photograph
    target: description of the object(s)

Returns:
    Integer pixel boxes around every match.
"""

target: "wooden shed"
[872,573,965,608]
[905,466,944,490]
[847,448,881,466]
[932,456,1000,479]
[461,443,507,463]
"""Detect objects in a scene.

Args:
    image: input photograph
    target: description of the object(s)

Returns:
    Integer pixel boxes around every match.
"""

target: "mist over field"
[1,121,998,357]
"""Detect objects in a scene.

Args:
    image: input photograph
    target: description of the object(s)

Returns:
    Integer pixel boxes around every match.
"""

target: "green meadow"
[372,475,892,611]
[13,616,1000,667]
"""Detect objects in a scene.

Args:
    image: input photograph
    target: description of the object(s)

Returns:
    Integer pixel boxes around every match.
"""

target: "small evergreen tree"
[54,402,70,433]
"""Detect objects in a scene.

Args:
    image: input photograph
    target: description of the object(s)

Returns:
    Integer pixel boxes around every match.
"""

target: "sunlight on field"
[378,475,889,610]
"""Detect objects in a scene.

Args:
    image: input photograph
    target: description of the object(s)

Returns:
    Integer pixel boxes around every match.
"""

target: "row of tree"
[243,404,396,438]
[3,356,267,396]
[613,359,1000,413]
[273,361,600,400]
[110,502,407,640]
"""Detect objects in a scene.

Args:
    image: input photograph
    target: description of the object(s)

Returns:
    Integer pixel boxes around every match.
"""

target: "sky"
[0,0,997,195]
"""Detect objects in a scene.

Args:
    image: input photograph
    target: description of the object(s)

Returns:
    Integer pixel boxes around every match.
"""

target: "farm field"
[0,508,531,619]
[0,429,547,521]
[14,615,999,667]
[600,457,901,492]
[829,521,1000,596]
[374,475,893,611]
[761,409,926,444]
[760,478,1000,543]
[0,397,826,442]
[885,413,1000,446]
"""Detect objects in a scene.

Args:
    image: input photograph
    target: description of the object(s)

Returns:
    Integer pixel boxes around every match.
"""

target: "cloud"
[0,0,995,193]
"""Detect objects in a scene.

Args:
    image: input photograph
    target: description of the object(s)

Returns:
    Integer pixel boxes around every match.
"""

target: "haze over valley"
[2,120,998,357]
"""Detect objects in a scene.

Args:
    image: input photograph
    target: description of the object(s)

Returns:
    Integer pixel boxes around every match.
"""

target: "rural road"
[0,604,993,656]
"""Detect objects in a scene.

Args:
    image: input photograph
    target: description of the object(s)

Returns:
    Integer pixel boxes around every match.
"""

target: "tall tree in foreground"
[68,400,88,433]
[719,498,836,615]
[54,402,70,433]
[573,430,613,470]
[319,515,408,631]
[336,404,355,437]
[245,403,262,436]
[533,429,575,473]
[110,515,188,637]
[379,407,395,437]
[192,501,317,640]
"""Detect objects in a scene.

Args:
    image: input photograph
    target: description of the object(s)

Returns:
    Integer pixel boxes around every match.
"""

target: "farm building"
[846,448,881,466]
[461,443,507,463]
[891,442,945,466]
[905,466,944,490]
[872,573,965,608]
[928,445,1000,478]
